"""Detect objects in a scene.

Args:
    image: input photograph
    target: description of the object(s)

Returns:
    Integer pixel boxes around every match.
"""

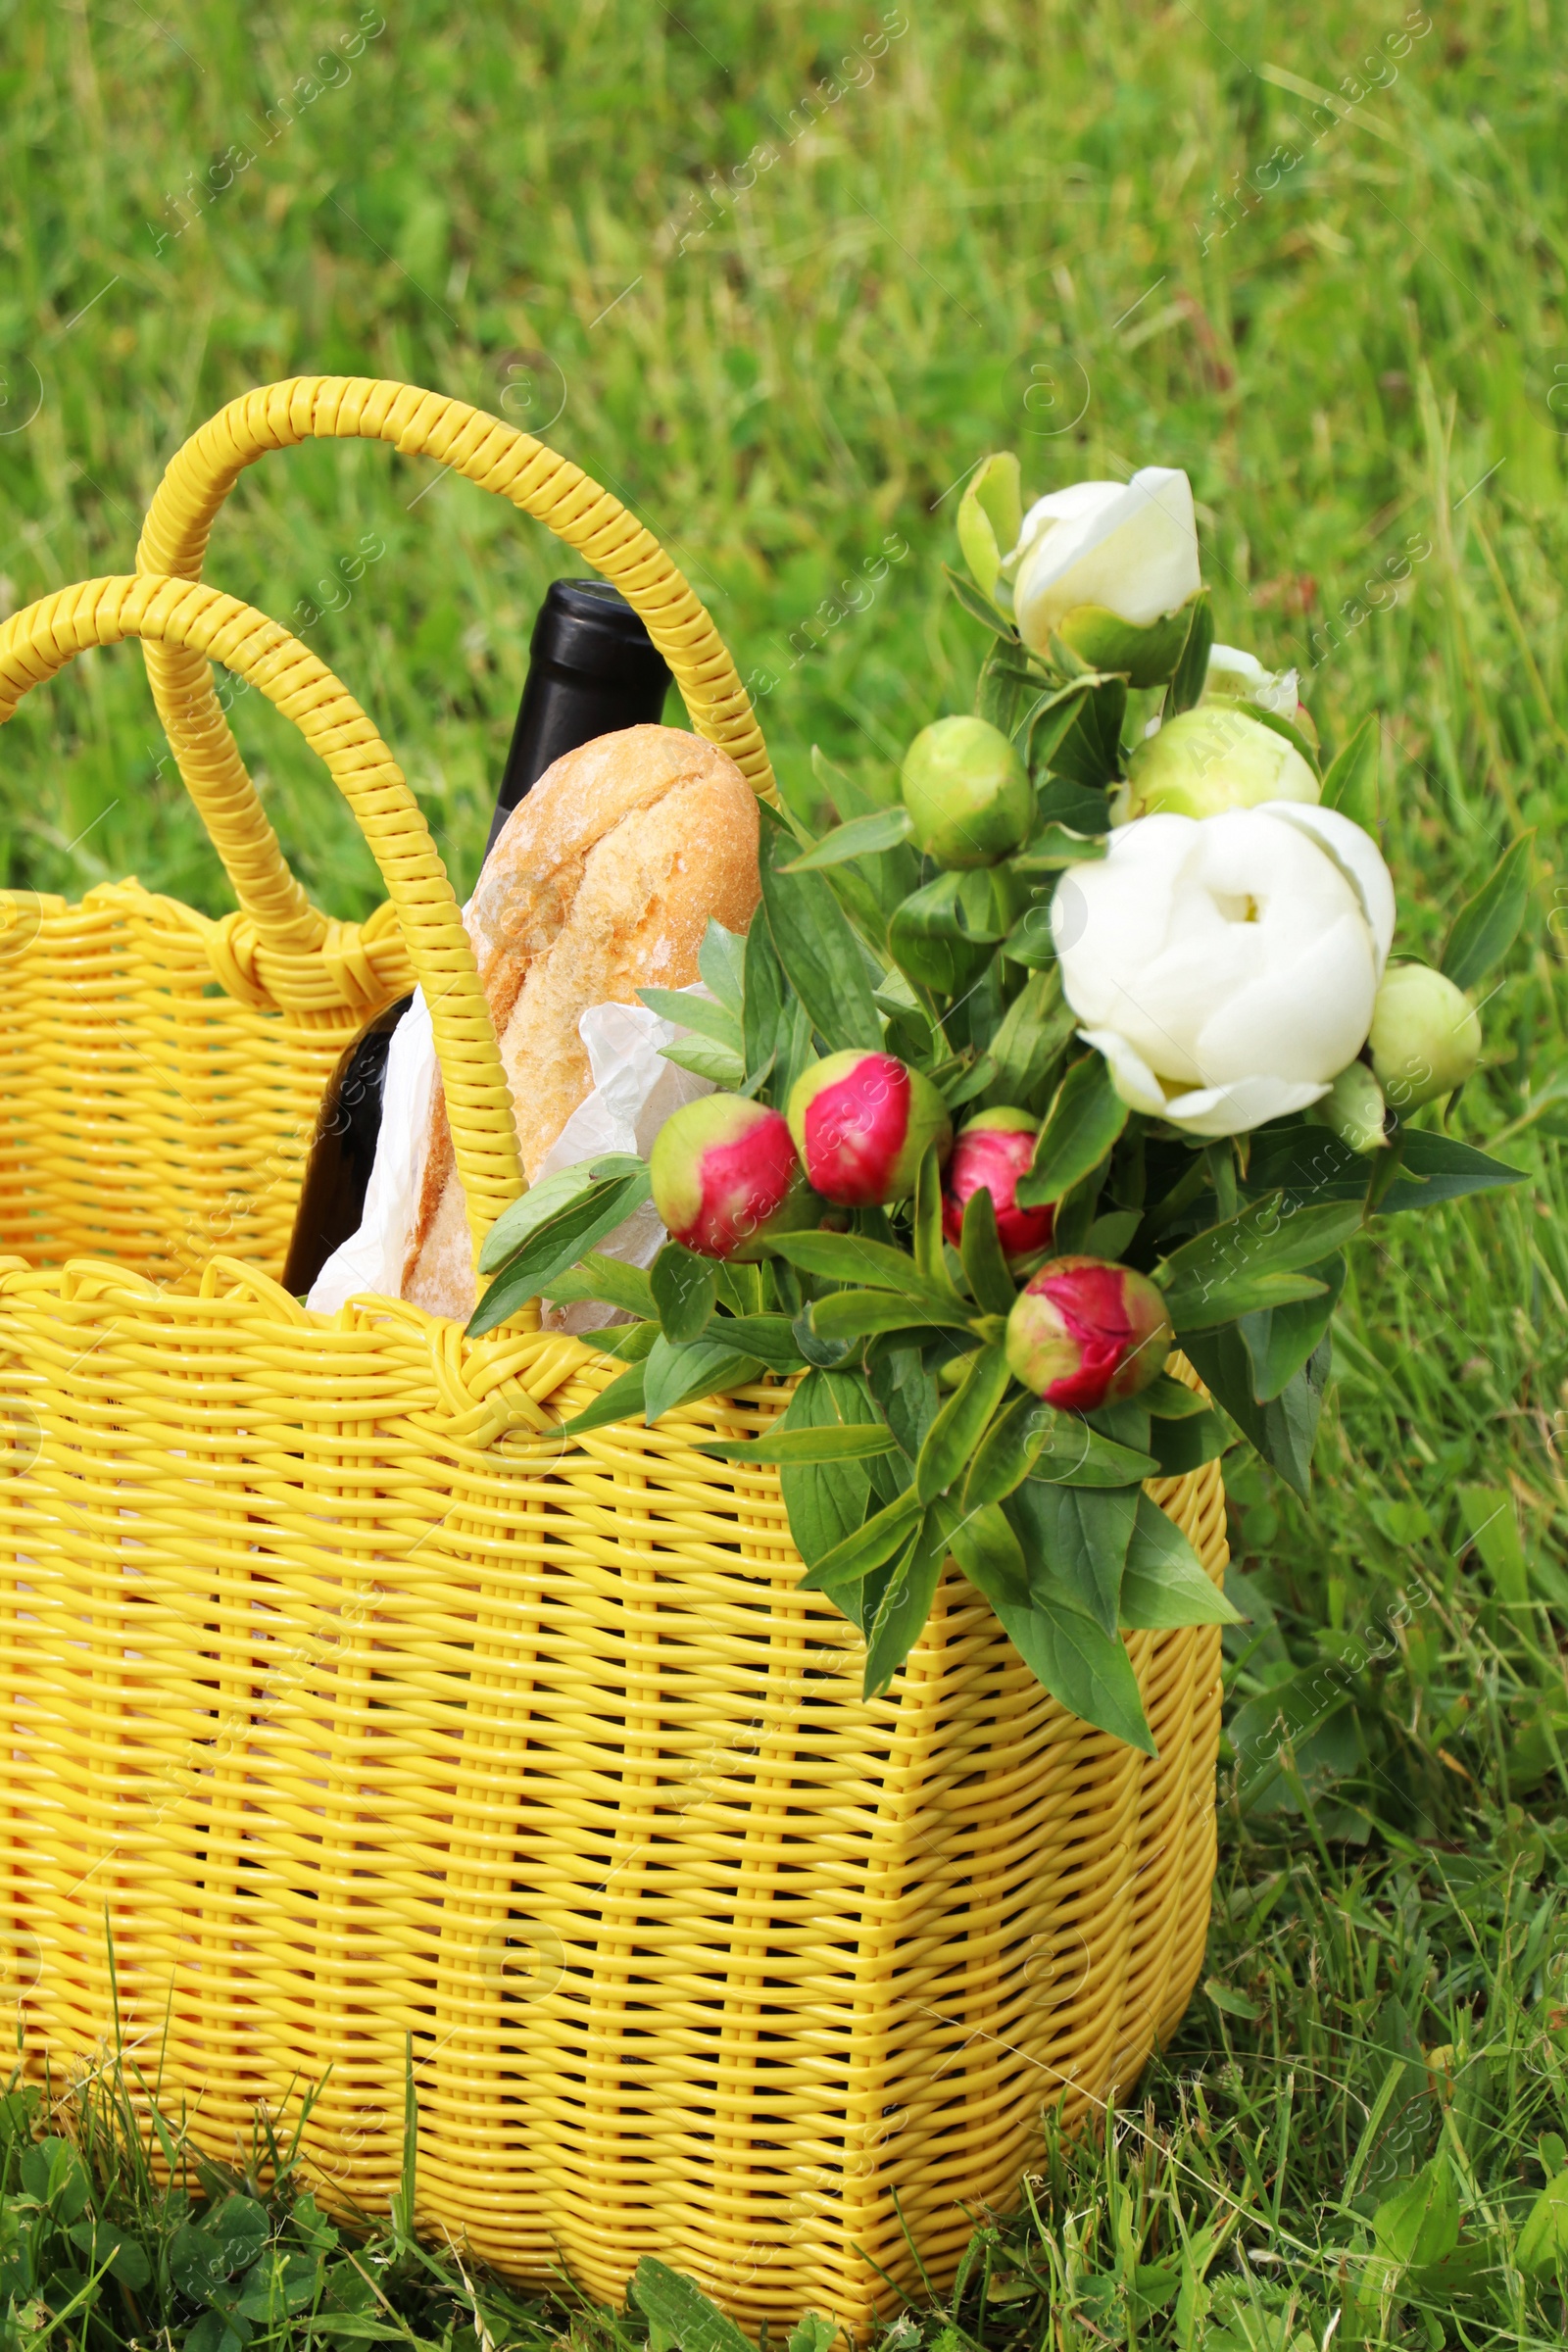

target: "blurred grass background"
[3,0,1568,2341]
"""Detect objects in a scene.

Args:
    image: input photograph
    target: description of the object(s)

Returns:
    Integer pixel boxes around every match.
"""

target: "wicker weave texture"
[0,528,1226,2330]
[0,1271,1225,2331]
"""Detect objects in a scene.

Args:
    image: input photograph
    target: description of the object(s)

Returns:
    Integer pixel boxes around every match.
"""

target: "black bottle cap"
[486,577,673,856]
[532,576,673,691]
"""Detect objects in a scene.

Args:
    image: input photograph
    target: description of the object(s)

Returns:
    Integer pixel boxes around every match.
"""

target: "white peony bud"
[1007,468,1201,682]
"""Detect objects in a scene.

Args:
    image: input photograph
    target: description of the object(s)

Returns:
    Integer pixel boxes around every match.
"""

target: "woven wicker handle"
[135,376,774,994]
[0,575,523,1284]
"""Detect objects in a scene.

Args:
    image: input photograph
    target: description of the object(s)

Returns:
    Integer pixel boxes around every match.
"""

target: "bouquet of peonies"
[470,456,1525,1753]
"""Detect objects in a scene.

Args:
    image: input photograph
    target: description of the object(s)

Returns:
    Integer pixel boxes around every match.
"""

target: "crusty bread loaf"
[403,724,760,1319]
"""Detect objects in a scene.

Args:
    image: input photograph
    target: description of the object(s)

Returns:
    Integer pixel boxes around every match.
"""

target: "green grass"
[3,0,1568,2341]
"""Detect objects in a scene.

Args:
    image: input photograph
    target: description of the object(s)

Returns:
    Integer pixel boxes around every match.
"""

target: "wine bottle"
[280,578,672,1297]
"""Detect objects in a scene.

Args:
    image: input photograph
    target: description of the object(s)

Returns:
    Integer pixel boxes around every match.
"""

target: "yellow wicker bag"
[0,381,1228,2335]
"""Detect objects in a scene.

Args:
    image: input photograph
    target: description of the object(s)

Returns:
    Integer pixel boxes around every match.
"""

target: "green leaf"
[1157,1194,1364,1292]
[643,1336,766,1424]
[1084,1207,1141,1258]
[965,1391,1051,1505]
[698,919,748,1017]
[889,869,1003,995]
[1320,711,1379,829]
[541,1251,658,1319]
[476,1162,600,1274]
[779,806,915,872]
[1183,1325,1329,1498]
[1168,1269,1329,1334]
[632,2258,759,2352]
[1158,1195,1362,1329]
[946,1497,1030,1608]
[767,1228,959,1307]
[636,987,742,1050]
[785,2317,839,2352]
[1008,825,1106,875]
[1372,2157,1459,2273]
[777,1368,879,1576]
[702,1313,805,1372]
[587,1321,656,1366]
[1147,1406,1231,1475]
[1030,1415,1158,1487]
[184,2314,242,2352]
[170,2221,233,2299]
[759,827,883,1052]
[1442,832,1533,993]
[1016,1053,1128,1207]
[1165,587,1214,715]
[989,1588,1155,1753]
[70,2220,155,2291]
[1051,1153,1104,1255]
[211,2195,269,2270]
[1024,680,1097,777]
[1009,1478,1138,1636]
[1119,1493,1242,1628]
[1246,1122,1526,1211]
[468,1172,653,1334]
[862,1509,952,1696]
[799,1483,921,1592]
[808,1292,971,1343]
[1142,1373,1210,1420]
[22,2136,91,2222]
[866,1345,942,1463]
[959,1185,1018,1317]
[1516,2173,1568,2278]
[1239,1252,1347,1402]
[1044,675,1128,793]
[661,1036,748,1088]
[773,997,818,1110]
[979,963,1076,1115]
[1035,777,1112,834]
[556,1358,651,1438]
[742,909,786,1086]
[977,639,1044,738]
[943,562,1017,639]
[916,1346,1012,1504]
[651,1243,719,1344]
[695,1423,897,1464]
[907,1156,943,1300]
[999,900,1061,968]
[821,857,906,954]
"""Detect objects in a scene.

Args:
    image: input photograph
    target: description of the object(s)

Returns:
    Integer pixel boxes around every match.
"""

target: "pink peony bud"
[941,1107,1054,1260]
[1004,1255,1172,1411]
[786,1051,953,1207]
[649,1095,819,1260]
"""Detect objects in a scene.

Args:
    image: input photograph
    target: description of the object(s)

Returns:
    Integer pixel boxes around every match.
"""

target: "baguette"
[403,724,760,1319]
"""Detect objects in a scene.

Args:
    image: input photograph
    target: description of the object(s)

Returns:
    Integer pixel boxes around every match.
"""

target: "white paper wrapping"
[307,988,714,1332]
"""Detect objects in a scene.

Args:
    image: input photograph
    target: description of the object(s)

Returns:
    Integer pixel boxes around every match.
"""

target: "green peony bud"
[901,714,1033,868]
[1054,602,1195,690]
[1368,964,1481,1109]
[1305,1061,1388,1153]
[956,453,1022,606]
[1122,704,1319,821]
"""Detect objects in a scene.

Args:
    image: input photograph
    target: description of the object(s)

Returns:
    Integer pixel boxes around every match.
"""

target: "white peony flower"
[1007,466,1200,651]
[1052,803,1395,1139]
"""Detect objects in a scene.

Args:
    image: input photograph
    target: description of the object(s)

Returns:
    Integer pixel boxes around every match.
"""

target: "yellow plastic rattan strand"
[0,575,522,1282]
[134,375,775,978]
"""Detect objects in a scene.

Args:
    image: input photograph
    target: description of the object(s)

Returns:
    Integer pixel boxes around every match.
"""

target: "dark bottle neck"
[484,577,671,859]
